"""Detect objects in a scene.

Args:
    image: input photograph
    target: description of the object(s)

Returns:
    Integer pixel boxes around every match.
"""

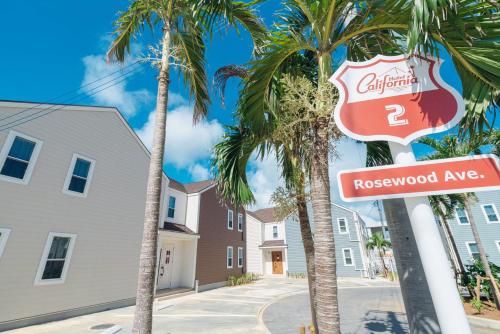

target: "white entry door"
[157,245,174,289]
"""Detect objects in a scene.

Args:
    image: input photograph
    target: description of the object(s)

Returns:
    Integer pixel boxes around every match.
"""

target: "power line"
[0,65,144,132]
[0,60,142,124]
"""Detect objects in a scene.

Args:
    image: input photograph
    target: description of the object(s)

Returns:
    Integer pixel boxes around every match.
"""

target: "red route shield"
[330,55,465,144]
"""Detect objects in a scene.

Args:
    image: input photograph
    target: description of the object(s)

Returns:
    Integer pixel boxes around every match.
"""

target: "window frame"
[62,153,96,198]
[455,207,470,225]
[227,246,233,269]
[272,225,278,239]
[237,213,243,232]
[238,247,244,268]
[0,130,43,185]
[0,228,11,259]
[480,204,499,224]
[34,232,77,286]
[227,210,234,230]
[465,241,480,261]
[337,217,349,234]
[496,240,500,254]
[167,195,176,220]
[342,248,355,266]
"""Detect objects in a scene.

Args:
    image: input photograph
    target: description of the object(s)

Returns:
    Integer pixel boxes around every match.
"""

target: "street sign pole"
[389,141,472,334]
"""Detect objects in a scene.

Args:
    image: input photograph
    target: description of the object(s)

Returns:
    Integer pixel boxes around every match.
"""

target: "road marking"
[117,314,256,318]
[100,325,122,334]
[205,293,273,300]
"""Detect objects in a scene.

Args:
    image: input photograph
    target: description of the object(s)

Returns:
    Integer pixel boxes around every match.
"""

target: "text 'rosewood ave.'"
[338,155,500,202]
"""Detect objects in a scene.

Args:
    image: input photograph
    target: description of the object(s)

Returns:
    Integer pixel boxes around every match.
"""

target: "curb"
[257,290,309,334]
[467,315,500,330]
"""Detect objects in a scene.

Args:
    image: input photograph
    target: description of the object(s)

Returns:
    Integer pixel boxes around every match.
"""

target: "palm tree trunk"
[132,24,171,334]
[310,53,340,334]
[438,213,464,277]
[296,183,318,331]
[378,249,388,277]
[382,198,441,333]
[464,200,500,310]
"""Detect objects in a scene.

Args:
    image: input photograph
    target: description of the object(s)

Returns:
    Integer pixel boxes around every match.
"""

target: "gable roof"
[248,207,277,223]
[183,180,215,194]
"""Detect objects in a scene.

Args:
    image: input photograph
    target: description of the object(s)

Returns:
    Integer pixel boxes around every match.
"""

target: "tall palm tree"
[107,1,265,333]
[419,133,500,310]
[366,232,392,277]
[428,194,467,276]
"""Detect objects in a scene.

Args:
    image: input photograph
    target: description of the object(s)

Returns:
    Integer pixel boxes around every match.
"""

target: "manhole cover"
[90,323,116,330]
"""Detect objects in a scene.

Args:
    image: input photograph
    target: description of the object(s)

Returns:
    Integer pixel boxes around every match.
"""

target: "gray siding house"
[445,190,500,269]
[246,204,370,278]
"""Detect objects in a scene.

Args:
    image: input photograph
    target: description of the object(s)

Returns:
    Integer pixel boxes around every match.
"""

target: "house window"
[238,214,243,232]
[227,210,234,230]
[273,225,278,239]
[167,196,176,219]
[63,154,95,197]
[0,228,11,258]
[0,131,42,184]
[481,204,499,223]
[238,247,244,268]
[466,242,480,261]
[35,232,76,285]
[455,208,469,225]
[227,246,233,268]
[342,248,354,266]
[338,218,348,234]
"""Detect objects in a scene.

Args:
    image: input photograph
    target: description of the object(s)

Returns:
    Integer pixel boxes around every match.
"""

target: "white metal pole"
[388,141,471,334]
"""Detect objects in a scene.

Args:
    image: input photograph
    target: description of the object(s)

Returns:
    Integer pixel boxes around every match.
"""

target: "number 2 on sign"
[386,104,409,127]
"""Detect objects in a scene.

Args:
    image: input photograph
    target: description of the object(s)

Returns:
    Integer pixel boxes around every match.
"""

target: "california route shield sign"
[329,55,465,145]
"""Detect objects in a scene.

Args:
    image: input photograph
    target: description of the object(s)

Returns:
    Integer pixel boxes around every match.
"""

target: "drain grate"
[90,323,116,330]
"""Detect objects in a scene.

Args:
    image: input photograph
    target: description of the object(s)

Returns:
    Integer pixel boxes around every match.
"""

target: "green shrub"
[462,260,500,299]
[288,272,306,279]
[471,298,483,314]
[227,273,260,286]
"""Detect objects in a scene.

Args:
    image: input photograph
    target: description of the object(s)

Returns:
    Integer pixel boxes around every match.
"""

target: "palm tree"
[213,58,320,330]
[234,1,498,331]
[366,232,392,277]
[419,133,500,310]
[106,2,265,333]
[428,194,467,277]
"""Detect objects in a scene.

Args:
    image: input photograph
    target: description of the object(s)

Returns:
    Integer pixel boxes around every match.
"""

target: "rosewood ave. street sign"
[338,154,500,202]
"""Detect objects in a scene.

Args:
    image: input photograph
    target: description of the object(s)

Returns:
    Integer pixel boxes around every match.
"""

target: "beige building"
[0,101,172,331]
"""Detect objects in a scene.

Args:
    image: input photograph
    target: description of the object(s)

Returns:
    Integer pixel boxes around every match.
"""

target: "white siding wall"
[245,215,262,274]
[0,103,158,325]
[165,188,187,226]
[263,222,286,241]
[185,194,200,233]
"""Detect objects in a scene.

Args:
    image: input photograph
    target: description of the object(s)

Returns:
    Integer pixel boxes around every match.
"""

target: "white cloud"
[135,103,224,177]
[81,44,152,116]
[247,151,284,210]
[189,163,211,181]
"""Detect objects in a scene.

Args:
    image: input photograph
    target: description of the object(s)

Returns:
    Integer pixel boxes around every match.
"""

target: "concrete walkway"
[5,278,496,334]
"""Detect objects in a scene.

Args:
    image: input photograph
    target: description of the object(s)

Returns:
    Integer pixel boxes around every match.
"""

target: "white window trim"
[272,225,279,239]
[0,228,11,258]
[227,210,234,230]
[227,246,233,269]
[465,241,479,261]
[480,204,499,224]
[34,232,77,286]
[496,240,500,254]
[337,218,349,234]
[238,213,243,232]
[342,248,355,266]
[167,195,176,220]
[455,207,470,225]
[238,247,243,268]
[62,153,96,198]
[0,130,43,185]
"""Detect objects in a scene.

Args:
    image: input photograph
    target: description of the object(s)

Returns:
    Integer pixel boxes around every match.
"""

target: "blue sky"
[0,1,496,218]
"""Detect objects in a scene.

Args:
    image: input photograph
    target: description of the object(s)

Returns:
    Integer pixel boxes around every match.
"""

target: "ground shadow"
[363,310,409,333]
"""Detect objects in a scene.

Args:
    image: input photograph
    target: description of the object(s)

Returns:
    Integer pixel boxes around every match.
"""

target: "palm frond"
[365,141,393,167]
[173,27,210,122]
[213,65,248,107]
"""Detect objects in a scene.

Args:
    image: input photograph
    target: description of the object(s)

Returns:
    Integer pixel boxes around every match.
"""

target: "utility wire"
[0,64,144,132]
[0,60,142,124]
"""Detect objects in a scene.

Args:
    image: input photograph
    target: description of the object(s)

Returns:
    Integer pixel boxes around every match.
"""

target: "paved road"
[5,278,497,334]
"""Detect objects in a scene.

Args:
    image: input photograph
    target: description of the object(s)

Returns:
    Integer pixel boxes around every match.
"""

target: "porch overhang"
[159,222,199,241]
[259,240,287,249]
